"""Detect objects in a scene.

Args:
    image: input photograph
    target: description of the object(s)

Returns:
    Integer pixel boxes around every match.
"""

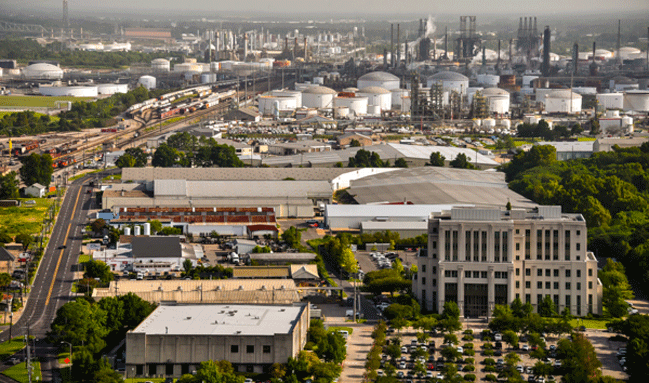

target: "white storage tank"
[258,95,298,115]
[334,106,350,119]
[391,89,409,108]
[96,83,128,95]
[134,226,141,236]
[483,118,496,128]
[473,119,482,127]
[427,71,469,95]
[357,71,400,91]
[143,222,151,236]
[201,73,218,84]
[313,76,324,85]
[151,58,170,72]
[271,90,302,108]
[333,95,368,116]
[499,119,511,129]
[22,63,64,80]
[123,227,131,236]
[302,86,337,109]
[138,75,156,90]
[597,93,624,110]
[482,87,511,115]
[622,116,634,133]
[357,86,392,111]
[38,84,98,97]
[367,104,381,116]
[477,74,500,87]
[174,63,203,73]
[544,89,582,113]
[623,90,649,112]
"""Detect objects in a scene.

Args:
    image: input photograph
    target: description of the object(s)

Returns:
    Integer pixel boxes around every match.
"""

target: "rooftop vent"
[186,316,192,320]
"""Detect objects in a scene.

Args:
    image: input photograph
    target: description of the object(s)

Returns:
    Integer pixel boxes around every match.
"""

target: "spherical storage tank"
[22,63,63,80]
[302,86,337,109]
[97,83,128,95]
[138,75,156,90]
[357,71,400,91]
[623,90,649,112]
[357,86,392,111]
[271,90,302,108]
[258,95,297,115]
[482,88,511,115]
[427,71,469,95]
[545,89,582,113]
[38,84,98,97]
[151,58,170,72]
[333,95,368,116]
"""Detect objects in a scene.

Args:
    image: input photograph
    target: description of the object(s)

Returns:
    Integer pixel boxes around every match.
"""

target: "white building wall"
[597,93,624,110]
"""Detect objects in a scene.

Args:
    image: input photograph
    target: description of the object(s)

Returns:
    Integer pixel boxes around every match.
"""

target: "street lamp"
[9,313,13,339]
[61,341,72,376]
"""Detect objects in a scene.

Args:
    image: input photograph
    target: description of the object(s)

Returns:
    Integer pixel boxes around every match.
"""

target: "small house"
[24,183,46,198]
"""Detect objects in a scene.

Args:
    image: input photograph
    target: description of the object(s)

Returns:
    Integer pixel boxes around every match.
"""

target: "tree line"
[151,133,244,168]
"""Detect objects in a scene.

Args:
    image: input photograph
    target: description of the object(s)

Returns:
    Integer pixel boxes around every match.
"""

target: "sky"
[2,0,648,18]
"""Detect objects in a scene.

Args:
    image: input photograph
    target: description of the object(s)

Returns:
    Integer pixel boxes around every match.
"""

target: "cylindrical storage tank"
[343,87,359,93]
[134,226,141,236]
[302,86,337,109]
[357,71,400,91]
[271,90,302,107]
[123,227,131,236]
[427,71,469,95]
[367,104,381,116]
[97,83,128,95]
[473,119,482,127]
[258,95,298,115]
[605,110,620,118]
[333,95,368,116]
[313,76,324,85]
[138,75,156,90]
[201,73,218,84]
[334,106,349,119]
[174,63,203,73]
[357,87,391,111]
[499,119,512,129]
[184,71,201,81]
[143,222,151,236]
[151,58,170,72]
[401,96,411,113]
[467,87,484,104]
[623,90,649,112]
[38,85,98,97]
[477,74,500,87]
[391,89,409,107]
[545,89,582,113]
[210,62,221,72]
[483,118,496,128]
[22,63,63,80]
[482,88,511,115]
[528,116,540,125]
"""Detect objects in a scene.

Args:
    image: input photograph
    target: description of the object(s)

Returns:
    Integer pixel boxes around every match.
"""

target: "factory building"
[325,204,463,232]
[125,303,309,376]
[357,71,400,91]
[623,90,649,112]
[596,93,624,110]
[413,206,602,317]
[536,141,594,161]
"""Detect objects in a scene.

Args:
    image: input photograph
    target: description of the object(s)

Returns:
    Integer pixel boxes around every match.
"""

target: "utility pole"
[25,322,32,383]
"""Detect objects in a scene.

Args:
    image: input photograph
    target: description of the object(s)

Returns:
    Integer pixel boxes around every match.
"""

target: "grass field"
[569,318,609,329]
[0,95,93,108]
[577,137,596,141]
[0,198,54,238]
[0,337,27,361]
[78,253,91,263]
[328,326,354,335]
[2,361,41,383]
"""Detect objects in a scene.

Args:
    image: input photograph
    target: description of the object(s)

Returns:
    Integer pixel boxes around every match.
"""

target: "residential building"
[24,183,46,198]
[413,206,602,318]
[0,248,15,274]
[125,303,309,376]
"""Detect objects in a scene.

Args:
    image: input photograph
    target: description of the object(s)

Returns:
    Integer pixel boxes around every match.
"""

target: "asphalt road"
[0,170,115,382]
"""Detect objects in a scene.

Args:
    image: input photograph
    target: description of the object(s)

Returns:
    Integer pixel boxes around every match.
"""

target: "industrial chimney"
[541,26,551,77]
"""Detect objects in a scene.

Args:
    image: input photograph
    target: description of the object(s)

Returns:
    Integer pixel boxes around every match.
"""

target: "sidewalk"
[338,323,374,383]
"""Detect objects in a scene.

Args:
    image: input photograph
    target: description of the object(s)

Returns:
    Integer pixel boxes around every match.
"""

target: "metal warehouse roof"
[537,141,594,153]
[325,204,461,218]
[123,167,354,182]
[360,221,429,230]
[131,304,306,336]
[153,179,332,198]
[350,167,507,189]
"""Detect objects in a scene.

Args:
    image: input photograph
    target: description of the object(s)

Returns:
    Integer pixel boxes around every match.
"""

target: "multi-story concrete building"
[414,206,602,318]
[125,303,309,377]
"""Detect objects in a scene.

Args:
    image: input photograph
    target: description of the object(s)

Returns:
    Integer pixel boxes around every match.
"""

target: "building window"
[495,272,501,278]
[545,282,551,289]
[576,243,581,251]
[247,345,254,353]
[588,281,593,289]
[553,282,559,290]
[565,270,571,278]
[516,281,520,288]
[577,282,581,290]
[537,269,543,277]
[422,277,426,285]
[545,269,551,277]
[566,295,571,310]
[433,227,438,234]
[577,270,581,278]
[537,281,542,289]
[576,230,580,236]
[525,281,531,288]
[588,269,593,277]
[432,253,437,259]
[525,269,531,276]
[231,345,239,353]
[432,241,437,249]
[473,271,480,278]
[537,294,543,305]
[263,345,271,354]
[432,279,437,287]
[516,268,520,276]
[481,271,487,279]
[554,269,559,277]
[566,282,571,290]
[422,265,426,273]
[516,229,520,234]
[525,294,531,303]
[432,266,437,274]
[516,243,520,251]
[465,271,471,278]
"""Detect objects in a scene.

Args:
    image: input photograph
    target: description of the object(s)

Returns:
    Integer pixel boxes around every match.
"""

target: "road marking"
[45,186,82,306]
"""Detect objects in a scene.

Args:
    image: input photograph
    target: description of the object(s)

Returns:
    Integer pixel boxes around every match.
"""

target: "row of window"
[441,270,509,279]
[230,345,271,354]
[516,280,593,290]
[521,268,593,277]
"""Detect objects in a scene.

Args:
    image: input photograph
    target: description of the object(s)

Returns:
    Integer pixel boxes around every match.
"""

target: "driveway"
[337,323,374,383]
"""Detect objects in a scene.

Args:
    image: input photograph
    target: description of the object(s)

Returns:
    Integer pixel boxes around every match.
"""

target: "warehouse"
[325,204,462,231]
[125,303,309,376]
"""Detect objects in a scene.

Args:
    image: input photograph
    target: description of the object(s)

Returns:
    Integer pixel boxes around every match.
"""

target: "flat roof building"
[125,303,309,376]
[414,206,602,318]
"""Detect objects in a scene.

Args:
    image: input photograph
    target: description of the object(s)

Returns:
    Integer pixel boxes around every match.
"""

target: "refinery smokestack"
[396,24,400,68]
[542,26,551,77]
[390,24,394,68]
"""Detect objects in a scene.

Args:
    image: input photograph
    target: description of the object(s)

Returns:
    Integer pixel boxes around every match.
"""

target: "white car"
[436,373,444,379]
[522,344,530,351]
[494,333,503,341]
[456,346,464,353]
[399,361,407,369]
[516,365,524,373]
[426,371,434,378]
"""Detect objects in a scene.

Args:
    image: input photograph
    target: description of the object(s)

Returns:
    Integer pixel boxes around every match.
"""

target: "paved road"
[0,170,114,382]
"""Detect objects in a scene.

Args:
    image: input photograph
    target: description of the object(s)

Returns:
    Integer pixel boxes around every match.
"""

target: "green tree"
[281,226,301,248]
[194,360,244,383]
[350,139,362,147]
[115,153,136,168]
[147,219,163,234]
[20,153,54,186]
[84,260,114,285]
[14,233,33,251]
[94,357,125,383]
[152,143,180,167]
[97,296,124,334]
[48,299,109,353]
[0,172,19,199]
[394,158,408,168]
[183,259,194,275]
[599,258,634,317]
[91,218,107,235]
[532,360,553,379]
[502,330,519,349]
[119,292,156,329]
[427,151,446,166]
[557,333,602,383]
[538,295,557,317]
[348,149,385,168]
[317,332,347,364]
[439,301,462,333]
[0,273,11,288]
[450,153,476,169]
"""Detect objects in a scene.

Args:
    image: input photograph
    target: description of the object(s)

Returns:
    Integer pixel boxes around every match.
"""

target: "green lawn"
[0,198,54,238]
[0,95,93,108]
[78,253,91,263]
[328,326,353,335]
[0,337,27,361]
[569,318,609,329]
[577,137,596,141]
[1,361,41,383]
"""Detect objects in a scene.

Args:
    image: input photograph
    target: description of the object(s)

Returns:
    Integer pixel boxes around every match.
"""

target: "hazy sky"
[3,0,648,18]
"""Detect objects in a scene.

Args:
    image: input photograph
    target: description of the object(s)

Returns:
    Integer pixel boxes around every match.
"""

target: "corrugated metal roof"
[537,141,594,152]
[326,204,459,218]
[232,266,290,278]
[290,264,319,279]
[361,221,428,230]
[123,167,353,182]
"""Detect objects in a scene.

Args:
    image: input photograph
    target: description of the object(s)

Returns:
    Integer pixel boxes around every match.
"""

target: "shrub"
[304,341,315,350]
[462,335,474,341]
[463,349,475,356]
[483,336,492,342]
[463,329,474,334]
[484,365,497,372]
[464,358,475,365]
[484,358,496,366]
[483,342,493,350]
[462,365,475,372]
[464,373,476,381]
[464,343,474,349]
[485,374,498,381]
